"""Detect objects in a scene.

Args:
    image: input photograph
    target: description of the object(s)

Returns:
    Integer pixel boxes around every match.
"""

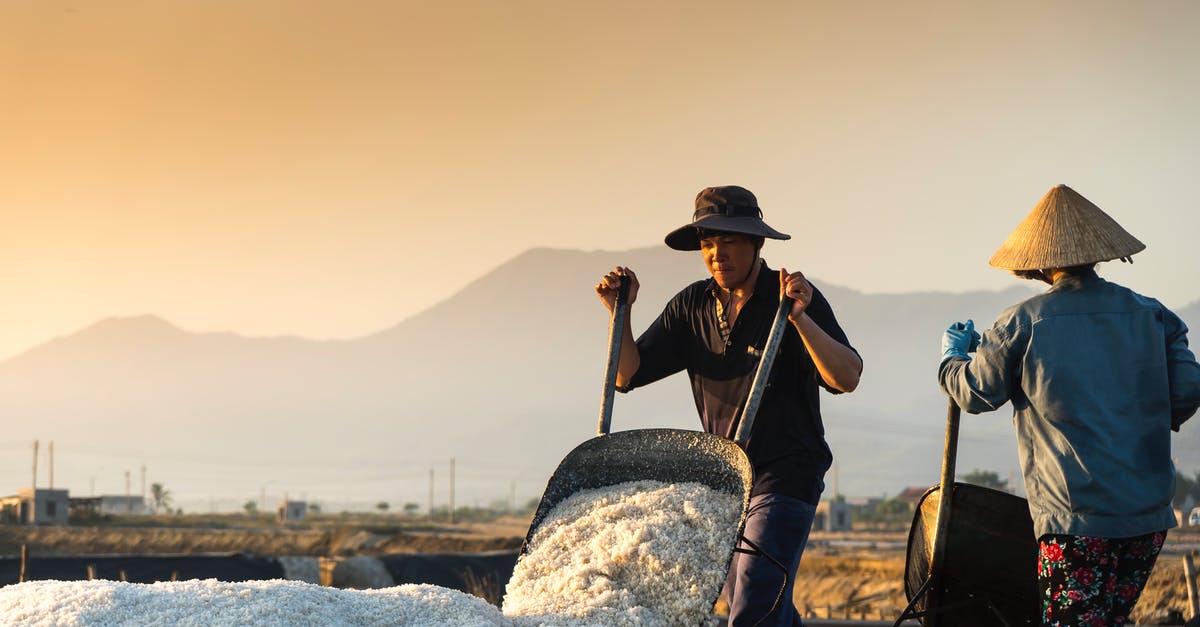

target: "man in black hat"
[595,185,862,626]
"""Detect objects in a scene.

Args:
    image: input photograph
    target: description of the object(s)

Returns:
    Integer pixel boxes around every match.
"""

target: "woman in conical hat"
[937,184,1200,625]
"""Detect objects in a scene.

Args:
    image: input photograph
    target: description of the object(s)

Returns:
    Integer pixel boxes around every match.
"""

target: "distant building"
[814,500,852,532]
[897,486,931,509]
[0,488,70,526]
[69,496,101,517]
[97,495,148,515]
[843,495,885,513]
[1176,495,1198,527]
[278,500,307,523]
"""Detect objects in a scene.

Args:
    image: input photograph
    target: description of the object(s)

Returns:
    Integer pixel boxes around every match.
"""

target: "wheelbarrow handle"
[925,398,961,627]
[732,296,793,444]
[929,401,961,563]
[597,275,630,436]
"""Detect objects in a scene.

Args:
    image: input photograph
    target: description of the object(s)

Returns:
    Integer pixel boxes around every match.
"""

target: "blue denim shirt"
[939,270,1200,538]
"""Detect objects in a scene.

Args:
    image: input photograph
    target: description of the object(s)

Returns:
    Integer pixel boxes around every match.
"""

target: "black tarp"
[379,550,518,597]
[0,552,285,585]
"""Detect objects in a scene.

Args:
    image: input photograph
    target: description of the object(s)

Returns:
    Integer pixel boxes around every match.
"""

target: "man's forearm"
[793,314,861,393]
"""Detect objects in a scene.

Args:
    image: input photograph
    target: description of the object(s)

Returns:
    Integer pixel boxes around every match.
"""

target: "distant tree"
[403,502,419,516]
[375,501,390,513]
[150,482,173,513]
[243,500,259,514]
[849,496,913,529]
[308,502,322,514]
[877,497,911,517]
[1174,470,1200,508]
[962,469,1008,491]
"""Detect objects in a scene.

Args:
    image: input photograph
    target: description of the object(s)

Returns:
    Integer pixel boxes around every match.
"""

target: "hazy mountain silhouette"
[1,247,1196,507]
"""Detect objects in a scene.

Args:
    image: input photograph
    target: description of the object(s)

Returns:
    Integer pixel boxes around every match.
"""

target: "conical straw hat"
[988,184,1145,271]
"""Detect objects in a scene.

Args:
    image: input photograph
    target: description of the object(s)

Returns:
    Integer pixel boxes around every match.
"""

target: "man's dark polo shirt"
[618,261,858,505]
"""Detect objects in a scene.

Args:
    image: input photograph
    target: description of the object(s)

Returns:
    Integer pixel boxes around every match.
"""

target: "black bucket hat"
[664,185,791,251]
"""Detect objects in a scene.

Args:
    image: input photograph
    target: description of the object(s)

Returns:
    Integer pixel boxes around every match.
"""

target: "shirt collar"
[706,259,774,301]
[1050,267,1100,291]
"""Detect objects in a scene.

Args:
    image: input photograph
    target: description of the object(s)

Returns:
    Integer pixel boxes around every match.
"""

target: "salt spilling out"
[0,480,742,626]
[504,480,743,626]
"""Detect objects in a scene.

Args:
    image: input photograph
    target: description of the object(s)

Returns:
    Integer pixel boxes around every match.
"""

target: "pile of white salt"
[0,579,504,626]
[503,480,742,626]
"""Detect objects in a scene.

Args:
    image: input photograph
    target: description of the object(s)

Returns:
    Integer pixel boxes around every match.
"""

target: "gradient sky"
[2,0,1198,362]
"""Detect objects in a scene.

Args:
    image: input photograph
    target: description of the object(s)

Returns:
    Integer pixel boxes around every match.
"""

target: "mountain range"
[2,247,1197,510]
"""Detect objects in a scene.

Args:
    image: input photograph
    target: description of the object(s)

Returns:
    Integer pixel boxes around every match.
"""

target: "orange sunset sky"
[2,0,1198,362]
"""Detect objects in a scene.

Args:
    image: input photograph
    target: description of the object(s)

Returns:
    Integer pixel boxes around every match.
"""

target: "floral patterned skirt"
[1037,531,1165,626]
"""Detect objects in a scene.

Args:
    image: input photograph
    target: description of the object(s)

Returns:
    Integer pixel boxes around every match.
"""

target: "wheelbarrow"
[517,276,792,618]
[892,401,1040,626]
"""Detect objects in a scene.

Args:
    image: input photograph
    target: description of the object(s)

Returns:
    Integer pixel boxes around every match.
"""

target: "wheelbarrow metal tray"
[521,427,754,550]
[904,481,1040,626]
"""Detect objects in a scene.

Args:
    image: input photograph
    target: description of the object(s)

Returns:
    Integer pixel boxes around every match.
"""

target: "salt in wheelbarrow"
[518,276,792,616]
[892,401,1040,626]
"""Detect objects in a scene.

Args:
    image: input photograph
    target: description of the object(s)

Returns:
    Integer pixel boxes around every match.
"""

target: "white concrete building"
[0,488,70,525]
[814,500,852,532]
[278,500,308,522]
[98,495,148,515]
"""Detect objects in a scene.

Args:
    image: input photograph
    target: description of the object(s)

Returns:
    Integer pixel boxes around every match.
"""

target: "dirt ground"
[0,519,524,558]
[3,520,1196,624]
[794,529,1199,624]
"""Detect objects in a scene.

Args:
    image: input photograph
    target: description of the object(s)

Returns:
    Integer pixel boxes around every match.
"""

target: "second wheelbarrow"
[893,401,1040,627]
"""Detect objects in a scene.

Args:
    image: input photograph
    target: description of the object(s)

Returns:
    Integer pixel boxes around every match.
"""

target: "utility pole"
[125,470,132,512]
[32,440,38,489]
[449,458,456,525]
[428,468,434,522]
[140,464,146,505]
[49,441,54,489]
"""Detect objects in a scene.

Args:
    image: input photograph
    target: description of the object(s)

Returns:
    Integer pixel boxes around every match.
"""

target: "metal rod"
[926,400,961,627]
[733,298,792,443]
[597,276,629,436]
[19,544,27,583]
[1185,552,1198,622]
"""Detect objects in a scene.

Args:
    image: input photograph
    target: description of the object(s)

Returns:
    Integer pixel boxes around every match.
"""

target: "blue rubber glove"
[941,320,981,363]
